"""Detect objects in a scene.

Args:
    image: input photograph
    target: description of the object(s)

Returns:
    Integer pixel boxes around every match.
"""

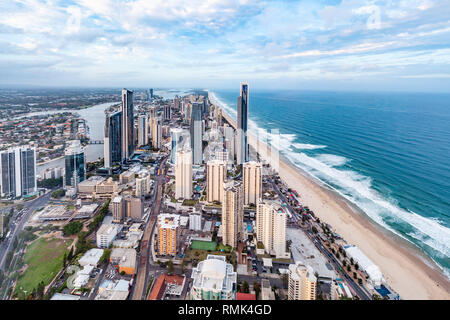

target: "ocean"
[209,89,450,279]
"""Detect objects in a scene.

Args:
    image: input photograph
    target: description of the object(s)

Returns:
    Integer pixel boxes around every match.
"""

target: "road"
[0,190,52,272]
[268,175,371,300]
[131,157,167,300]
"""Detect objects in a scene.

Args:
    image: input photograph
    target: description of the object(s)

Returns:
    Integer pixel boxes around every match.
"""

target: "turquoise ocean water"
[209,89,450,279]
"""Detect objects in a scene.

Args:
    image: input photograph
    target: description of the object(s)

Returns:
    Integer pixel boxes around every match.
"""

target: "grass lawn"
[15,237,72,296]
[190,240,217,251]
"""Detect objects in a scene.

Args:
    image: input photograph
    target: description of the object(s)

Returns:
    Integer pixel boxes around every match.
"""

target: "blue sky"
[1,0,450,91]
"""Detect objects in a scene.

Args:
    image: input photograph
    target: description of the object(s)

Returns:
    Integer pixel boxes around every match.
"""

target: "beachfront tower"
[121,89,134,161]
[243,161,262,206]
[256,200,288,258]
[170,128,184,164]
[237,82,249,165]
[0,146,37,198]
[138,114,149,147]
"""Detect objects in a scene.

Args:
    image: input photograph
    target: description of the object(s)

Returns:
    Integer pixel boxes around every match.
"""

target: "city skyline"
[1,0,450,92]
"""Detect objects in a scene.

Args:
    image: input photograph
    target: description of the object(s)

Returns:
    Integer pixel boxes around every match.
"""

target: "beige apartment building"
[256,200,288,258]
[243,161,262,205]
[222,181,244,248]
[288,262,317,300]
[206,160,227,203]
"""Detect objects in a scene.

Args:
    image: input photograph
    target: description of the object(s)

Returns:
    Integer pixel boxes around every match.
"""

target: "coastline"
[215,101,450,300]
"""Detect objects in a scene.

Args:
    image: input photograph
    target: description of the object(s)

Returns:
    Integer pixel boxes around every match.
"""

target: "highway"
[131,157,167,300]
[0,190,52,272]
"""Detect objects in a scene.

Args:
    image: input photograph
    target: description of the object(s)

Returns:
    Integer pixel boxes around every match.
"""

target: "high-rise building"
[137,114,149,147]
[237,82,249,164]
[222,181,244,248]
[104,110,122,168]
[190,255,237,300]
[135,171,151,197]
[112,195,125,223]
[288,263,317,300]
[157,213,180,256]
[243,161,262,205]
[170,128,184,165]
[164,104,171,120]
[206,160,226,203]
[0,146,36,198]
[64,140,86,189]
[256,201,287,258]
[125,196,144,220]
[190,102,203,165]
[121,89,134,161]
[175,148,193,199]
[152,117,162,149]
[224,125,235,162]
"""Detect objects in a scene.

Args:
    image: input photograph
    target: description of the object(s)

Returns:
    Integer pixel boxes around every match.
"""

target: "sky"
[1,0,450,92]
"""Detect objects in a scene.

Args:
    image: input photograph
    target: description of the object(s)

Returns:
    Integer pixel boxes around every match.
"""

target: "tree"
[100,249,111,264]
[167,260,174,274]
[253,281,261,300]
[242,281,250,293]
[355,263,359,271]
[67,246,74,262]
[63,221,83,235]
[63,253,67,267]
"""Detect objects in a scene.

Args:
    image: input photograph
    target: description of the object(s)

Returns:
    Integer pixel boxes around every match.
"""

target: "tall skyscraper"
[138,114,149,147]
[243,161,262,205]
[152,117,162,149]
[190,102,203,165]
[175,147,193,199]
[0,146,36,198]
[64,140,86,188]
[170,128,184,164]
[222,180,244,248]
[256,201,287,258]
[237,82,249,164]
[206,160,226,203]
[288,263,317,300]
[164,104,171,120]
[104,109,122,168]
[121,89,134,161]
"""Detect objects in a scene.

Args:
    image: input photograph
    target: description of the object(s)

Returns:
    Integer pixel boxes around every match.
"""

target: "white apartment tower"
[256,201,288,258]
[175,148,193,200]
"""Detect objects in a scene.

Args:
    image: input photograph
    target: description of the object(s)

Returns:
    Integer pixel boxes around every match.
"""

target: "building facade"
[104,109,122,168]
[256,201,287,258]
[288,262,317,300]
[157,214,180,256]
[175,148,193,200]
[222,181,244,248]
[206,160,226,203]
[236,82,249,164]
[0,146,36,198]
[190,255,237,300]
[121,89,134,161]
[243,161,262,205]
[64,140,86,189]
[190,102,203,165]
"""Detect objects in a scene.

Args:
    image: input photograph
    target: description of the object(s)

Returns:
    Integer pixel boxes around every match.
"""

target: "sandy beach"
[217,102,450,300]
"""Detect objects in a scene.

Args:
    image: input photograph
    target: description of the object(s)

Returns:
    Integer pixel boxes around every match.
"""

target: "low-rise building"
[110,248,137,275]
[96,223,120,248]
[78,248,104,267]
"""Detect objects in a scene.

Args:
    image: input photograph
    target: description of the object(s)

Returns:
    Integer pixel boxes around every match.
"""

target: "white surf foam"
[209,90,450,275]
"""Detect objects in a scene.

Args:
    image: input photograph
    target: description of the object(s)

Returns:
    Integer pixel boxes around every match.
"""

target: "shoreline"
[213,100,450,300]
